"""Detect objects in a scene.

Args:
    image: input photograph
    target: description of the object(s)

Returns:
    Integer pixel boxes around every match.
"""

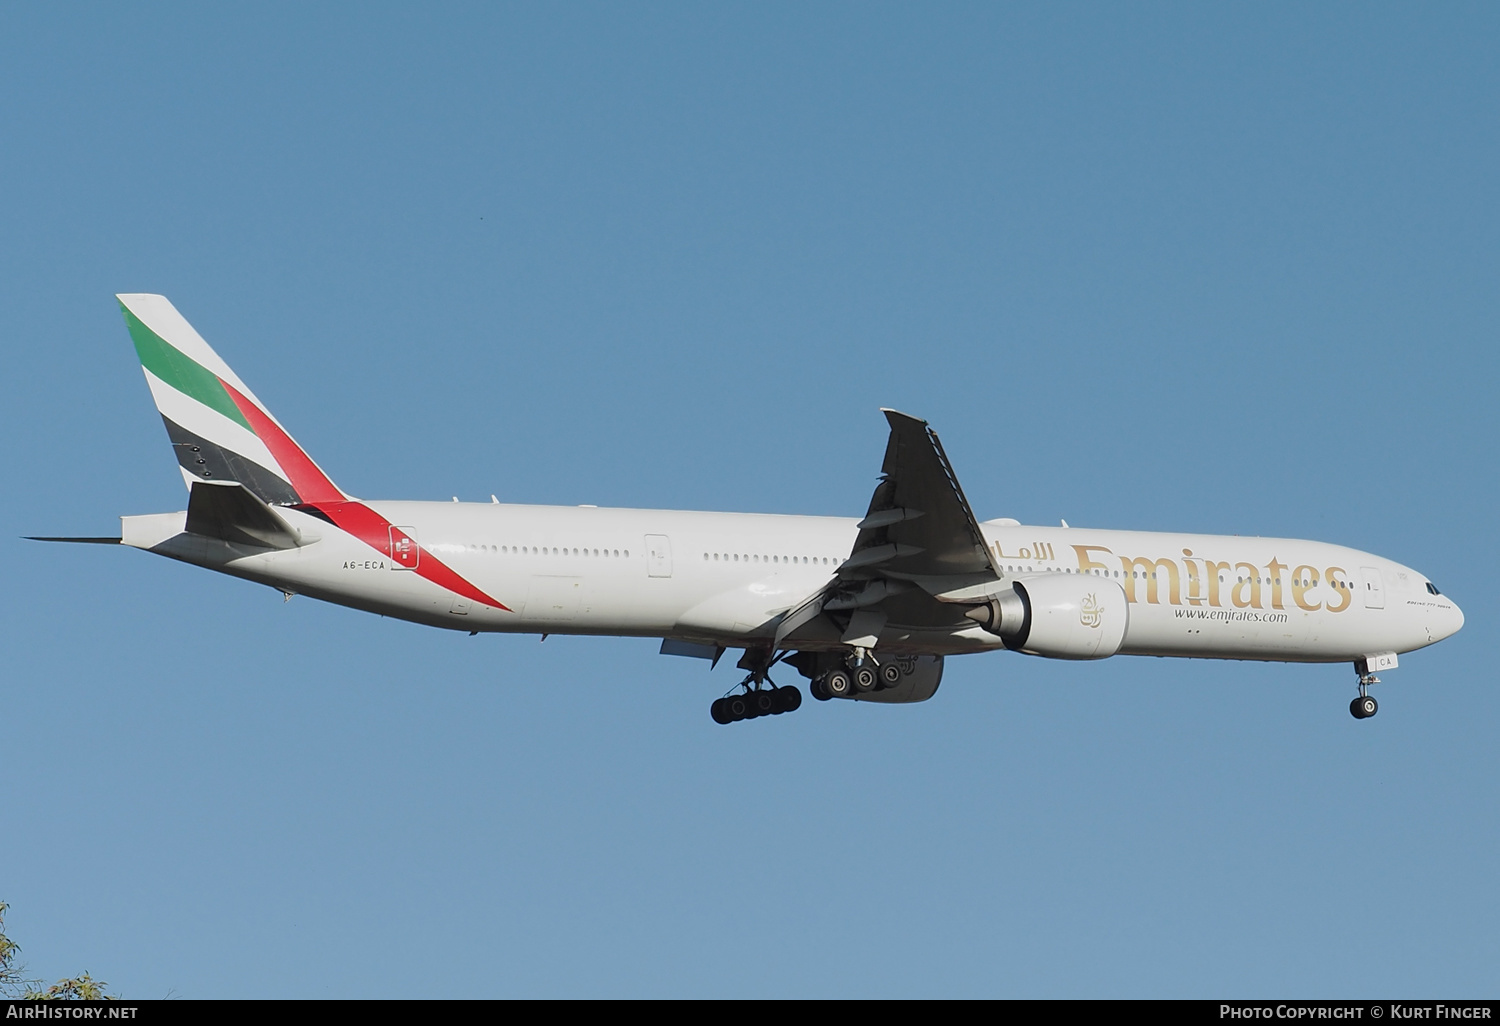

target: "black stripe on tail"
[160,416,300,506]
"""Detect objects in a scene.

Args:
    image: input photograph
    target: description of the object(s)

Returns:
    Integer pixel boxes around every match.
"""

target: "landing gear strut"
[1350,666,1380,719]
[709,648,802,725]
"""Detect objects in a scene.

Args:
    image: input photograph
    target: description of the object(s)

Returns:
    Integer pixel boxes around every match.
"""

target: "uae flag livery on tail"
[120,294,344,505]
[118,294,508,610]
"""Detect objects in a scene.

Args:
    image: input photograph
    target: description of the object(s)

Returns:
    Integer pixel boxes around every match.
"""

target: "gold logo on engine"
[1080,593,1102,629]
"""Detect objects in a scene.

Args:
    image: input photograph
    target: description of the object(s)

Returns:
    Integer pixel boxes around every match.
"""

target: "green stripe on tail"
[121,304,252,431]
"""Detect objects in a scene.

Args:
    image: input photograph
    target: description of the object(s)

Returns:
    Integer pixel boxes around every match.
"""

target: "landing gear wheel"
[714,649,804,724]
[1351,695,1378,719]
[825,668,853,698]
[853,666,878,692]
[810,676,831,701]
[880,662,902,686]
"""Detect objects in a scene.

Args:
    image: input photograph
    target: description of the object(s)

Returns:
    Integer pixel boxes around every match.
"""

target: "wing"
[776,410,1005,650]
[849,409,998,578]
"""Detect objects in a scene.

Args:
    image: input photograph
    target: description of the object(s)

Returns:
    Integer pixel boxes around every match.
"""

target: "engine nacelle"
[965,575,1127,659]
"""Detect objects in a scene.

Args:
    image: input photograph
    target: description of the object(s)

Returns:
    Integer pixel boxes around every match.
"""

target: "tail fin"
[118,294,345,506]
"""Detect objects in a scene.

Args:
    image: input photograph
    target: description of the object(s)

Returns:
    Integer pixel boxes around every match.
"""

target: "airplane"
[30,294,1465,724]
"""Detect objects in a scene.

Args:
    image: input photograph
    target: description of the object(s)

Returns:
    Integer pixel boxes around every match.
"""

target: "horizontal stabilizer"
[185,480,302,549]
[24,536,121,544]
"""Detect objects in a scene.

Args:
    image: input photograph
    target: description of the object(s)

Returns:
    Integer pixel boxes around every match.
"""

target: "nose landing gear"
[1350,666,1380,719]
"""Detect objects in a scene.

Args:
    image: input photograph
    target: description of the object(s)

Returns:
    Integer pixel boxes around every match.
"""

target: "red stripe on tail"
[220,379,344,505]
[310,500,512,612]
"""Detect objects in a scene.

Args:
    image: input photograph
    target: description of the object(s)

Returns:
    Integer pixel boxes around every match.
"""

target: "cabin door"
[646,534,672,578]
[390,526,420,570]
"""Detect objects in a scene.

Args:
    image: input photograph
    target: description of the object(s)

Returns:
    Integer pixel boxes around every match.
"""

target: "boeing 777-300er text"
[32,295,1465,723]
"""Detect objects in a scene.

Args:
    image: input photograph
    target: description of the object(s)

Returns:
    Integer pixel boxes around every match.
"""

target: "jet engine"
[965,575,1128,659]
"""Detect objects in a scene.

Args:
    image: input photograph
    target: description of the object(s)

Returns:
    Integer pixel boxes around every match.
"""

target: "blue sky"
[2,3,1497,997]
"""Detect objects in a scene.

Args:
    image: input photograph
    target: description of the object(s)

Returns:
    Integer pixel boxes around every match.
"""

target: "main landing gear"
[710,685,802,724]
[710,647,802,725]
[808,648,902,701]
[1350,666,1380,720]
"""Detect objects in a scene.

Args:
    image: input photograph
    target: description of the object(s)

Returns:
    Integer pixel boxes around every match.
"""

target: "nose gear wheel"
[1350,666,1380,719]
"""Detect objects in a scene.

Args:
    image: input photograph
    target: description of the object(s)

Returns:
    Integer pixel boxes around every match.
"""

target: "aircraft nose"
[1435,597,1464,642]
[1448,598,1465,638]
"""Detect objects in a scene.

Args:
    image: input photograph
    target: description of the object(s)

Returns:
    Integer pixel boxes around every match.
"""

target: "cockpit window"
[1426,582,1442,595]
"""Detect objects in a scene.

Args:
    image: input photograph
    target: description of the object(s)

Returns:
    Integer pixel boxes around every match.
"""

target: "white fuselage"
[123,500,1464,664]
